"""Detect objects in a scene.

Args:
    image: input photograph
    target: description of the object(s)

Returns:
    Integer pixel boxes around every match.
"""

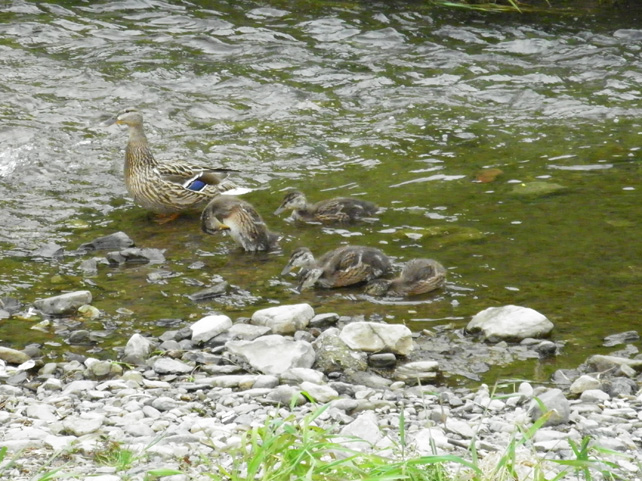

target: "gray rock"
[34,291,93,316]
[190,315,233,344]
[529,388,570,426]
[467,305,554,342]
[151,396,181,411]
[266,385,307,406]
[63,415,104,436]
[339,412,382,451]
[393,361,440,384]
[106,247,166,265]
[227,323,272,341]
[569,375,601,395]
[0,347,31,365]
[226,335,315,375]
[280,367,325,385]
[339,322,414,356]
[603,377,637,397]
[153,358,193,375]
[187,282,229,301]
[580,389,610,403]
[79,231,135,251]
[251,303,314,335]
[63,380,96,394]
[603,331,639,347]
[123,333,154,364]
[368,353,397,368]
[299,382,339,403]
[587,355,642,372]
[313,328,368,374]
[31,242,64,259]
[309,313,340,328]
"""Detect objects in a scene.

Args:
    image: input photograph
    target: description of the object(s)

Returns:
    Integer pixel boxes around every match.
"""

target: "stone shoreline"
[1,300,642,480]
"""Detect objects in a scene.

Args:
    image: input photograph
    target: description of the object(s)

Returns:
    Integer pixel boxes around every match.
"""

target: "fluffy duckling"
[282,245,391,291]
[201,196,279,252]
[364,258,446,296]
[104,108,245,222]
[274,190,378,224]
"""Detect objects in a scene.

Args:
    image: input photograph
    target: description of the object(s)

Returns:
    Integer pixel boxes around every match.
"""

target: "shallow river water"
[1,0,642,384]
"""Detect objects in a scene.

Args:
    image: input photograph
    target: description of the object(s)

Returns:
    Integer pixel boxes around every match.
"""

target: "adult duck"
[105,108,244,222]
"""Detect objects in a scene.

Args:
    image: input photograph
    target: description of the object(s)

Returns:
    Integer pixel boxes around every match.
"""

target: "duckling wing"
[316,198,378,222]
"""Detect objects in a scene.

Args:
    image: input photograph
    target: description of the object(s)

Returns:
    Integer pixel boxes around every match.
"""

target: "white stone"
[412,427,451,453]
[63,380,97,394]
[190,315,233,343]
[34,290,93,315]
[393,361,439,383]
[580,389,610,403]
[124,334,154,362]
[445,418,474,438]
[339,411,382,451]
[153,358,193,375]
[299,382,339,403]
[226,335,316,375]
[251,303,314,335]
[62,414,104,436]
[280,368,325,385]
[467,305,554,341]
[529,388,570,426]
[339,322,414,356]
[569,375,601,395]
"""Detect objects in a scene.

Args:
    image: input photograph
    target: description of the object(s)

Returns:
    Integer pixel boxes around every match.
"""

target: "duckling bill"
[282,245,391,292]
[201,195,279,252]
[274,190,379,224]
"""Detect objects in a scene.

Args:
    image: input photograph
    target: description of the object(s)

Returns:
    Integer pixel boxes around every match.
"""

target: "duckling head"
[274,190,307,215]
[281,247,315,276]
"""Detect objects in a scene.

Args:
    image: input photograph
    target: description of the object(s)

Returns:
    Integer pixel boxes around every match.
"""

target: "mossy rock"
[510,181,567,198]
[394,225,486,248]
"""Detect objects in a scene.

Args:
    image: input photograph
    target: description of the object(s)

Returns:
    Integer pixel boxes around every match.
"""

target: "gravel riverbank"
[1,300,642,480]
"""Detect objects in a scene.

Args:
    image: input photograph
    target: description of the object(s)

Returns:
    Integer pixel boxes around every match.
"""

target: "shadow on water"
[1,0,642,384]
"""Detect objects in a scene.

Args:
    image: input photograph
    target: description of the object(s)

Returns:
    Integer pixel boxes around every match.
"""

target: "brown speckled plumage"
[107,108,237,215]
[201,196,279,252]
[282,245,391,291]
[274,190,378,224]
[365,258,446,296]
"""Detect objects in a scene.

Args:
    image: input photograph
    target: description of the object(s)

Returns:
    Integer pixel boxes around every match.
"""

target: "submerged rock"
[0,347,31,365]
[466,305,553,342]
[34,291,93,316]
[106,248,166,265]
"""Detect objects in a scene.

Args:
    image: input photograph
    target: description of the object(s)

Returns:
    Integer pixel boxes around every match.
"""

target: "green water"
[1,0,641,383]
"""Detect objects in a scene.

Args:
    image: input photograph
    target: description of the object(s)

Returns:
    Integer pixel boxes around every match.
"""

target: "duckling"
[364,258,446,296]
[274,190,378,224]
[201,196,279,252]
[282,245,391,291]
[104,108,246,222]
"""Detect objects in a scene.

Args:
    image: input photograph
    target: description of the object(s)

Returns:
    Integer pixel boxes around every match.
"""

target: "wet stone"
[368,353,397,368]
[34,291,93,316]
[79,231,134,251]
[187,282,229,301]
[603,331,640,347]
[106,247,166,265]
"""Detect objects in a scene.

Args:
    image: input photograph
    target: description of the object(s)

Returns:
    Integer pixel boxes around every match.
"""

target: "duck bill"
[273,205,285,215]
[100,114,119,127]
